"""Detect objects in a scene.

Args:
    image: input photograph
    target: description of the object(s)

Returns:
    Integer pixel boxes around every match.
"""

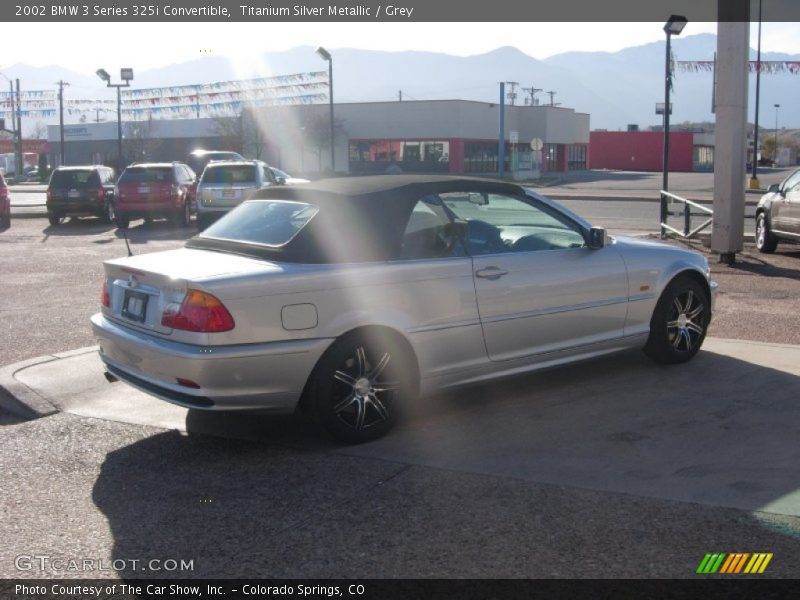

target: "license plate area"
[137,186,149,194]
[222,189,237,199]
[122,290,149,323]
[68,189,80,199]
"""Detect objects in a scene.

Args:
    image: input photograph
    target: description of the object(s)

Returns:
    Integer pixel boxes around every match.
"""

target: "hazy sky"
[2,21,799,74]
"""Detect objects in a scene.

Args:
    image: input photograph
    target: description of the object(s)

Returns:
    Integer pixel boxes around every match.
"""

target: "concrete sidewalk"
[2,338,800,518]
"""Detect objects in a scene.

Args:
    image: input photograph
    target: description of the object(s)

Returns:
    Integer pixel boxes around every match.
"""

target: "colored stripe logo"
[696,552,773,574]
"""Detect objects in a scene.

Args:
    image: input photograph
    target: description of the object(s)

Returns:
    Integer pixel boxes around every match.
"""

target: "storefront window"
[568,144,587,170]
[349,139,450,173]
[693,146,714,171]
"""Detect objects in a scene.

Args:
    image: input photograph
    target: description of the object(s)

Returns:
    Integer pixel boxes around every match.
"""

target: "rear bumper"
[91,312,332,412]
[115,202,178,218]
[47,200,105,216]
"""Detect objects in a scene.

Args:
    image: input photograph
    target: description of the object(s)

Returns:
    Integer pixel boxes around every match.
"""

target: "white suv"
[195,160,278,230]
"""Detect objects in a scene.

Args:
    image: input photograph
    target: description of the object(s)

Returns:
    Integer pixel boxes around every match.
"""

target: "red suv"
[0,173,10,228]
[113,162,196,229]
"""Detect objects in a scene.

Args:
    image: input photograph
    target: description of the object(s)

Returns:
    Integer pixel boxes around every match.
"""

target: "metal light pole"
[662,15,687,193]
[96,68,133,171]
[773,103,780,165]
[316,47,335,174]
[749,0,763,189]
[661,15,687,238]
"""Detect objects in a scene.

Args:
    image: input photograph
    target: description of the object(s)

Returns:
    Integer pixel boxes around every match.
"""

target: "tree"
[297,111,346,173]
[123,115,162,163]
[212,110,267,159]
[29,121,48,139]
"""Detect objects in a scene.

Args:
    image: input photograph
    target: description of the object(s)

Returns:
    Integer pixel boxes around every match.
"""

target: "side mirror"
[276,176,287,185]
[767,183,781,194]
[587,226,608,249]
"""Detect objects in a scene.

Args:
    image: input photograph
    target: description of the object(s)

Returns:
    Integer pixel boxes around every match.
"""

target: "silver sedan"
[92,175,717,442]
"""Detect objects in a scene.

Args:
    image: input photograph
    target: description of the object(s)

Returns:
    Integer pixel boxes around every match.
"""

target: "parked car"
[46,165,116,226]
[270,167,310,185]
[756,167,800,253]
[92,175,717,443]
[0,173,10,228]
[186,150,244,177]
[195,159,278,230]
[113,162,196,229]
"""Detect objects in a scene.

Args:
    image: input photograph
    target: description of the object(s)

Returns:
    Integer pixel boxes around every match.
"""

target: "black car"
[756,168,800,253]
[46,166,116,226]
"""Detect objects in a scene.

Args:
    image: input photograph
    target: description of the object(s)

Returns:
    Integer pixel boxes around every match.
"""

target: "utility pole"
[14,79,22,180]
[546,91,559,106]
[522,85,541,106]
[56,80,69,166]
[748,0,762,189]
[398,90,402,102]
[506,81,519,106]
[498,82,506,177]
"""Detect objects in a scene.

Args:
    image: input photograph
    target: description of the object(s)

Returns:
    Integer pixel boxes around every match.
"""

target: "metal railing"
[659,190,713,239]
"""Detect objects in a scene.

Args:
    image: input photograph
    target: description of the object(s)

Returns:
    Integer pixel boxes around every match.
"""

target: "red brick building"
[588,130,714,172]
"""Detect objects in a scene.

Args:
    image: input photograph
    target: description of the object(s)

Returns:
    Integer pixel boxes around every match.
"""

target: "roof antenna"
[122,229,133,257]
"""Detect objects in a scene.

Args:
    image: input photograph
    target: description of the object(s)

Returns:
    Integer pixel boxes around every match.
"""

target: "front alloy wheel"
[644,275,709,364]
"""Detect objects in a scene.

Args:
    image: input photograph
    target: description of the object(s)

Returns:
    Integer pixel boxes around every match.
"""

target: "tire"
[115,212,130,230]
[755,212,778,254]
[196,213,209,231]
[644,275,710,365]
[47,211,64,227]
[104,201,115,224]
[305,330,414,443]
[173,200,190,228]
[0,213,9,228]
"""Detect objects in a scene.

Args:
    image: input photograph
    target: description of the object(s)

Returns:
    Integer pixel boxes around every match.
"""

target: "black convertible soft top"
[186,175,526,263]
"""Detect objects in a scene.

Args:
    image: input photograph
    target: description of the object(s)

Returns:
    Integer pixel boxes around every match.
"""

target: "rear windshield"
[201,165,256,185]
[200,200,318,246]
[119,167,173,184]
[188,152,243,172]
[50,169,97,188]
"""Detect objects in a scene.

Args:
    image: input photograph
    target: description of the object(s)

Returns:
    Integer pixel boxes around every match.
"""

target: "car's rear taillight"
[46,189,52,202]
[101,279,110,307]
[94,187,104,201]
[161,289,234,333]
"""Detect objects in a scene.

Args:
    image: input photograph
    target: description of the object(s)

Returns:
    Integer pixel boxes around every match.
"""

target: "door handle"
[475,266,508,280]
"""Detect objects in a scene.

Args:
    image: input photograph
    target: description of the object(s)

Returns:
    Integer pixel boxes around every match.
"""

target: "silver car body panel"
[92,190,716,414]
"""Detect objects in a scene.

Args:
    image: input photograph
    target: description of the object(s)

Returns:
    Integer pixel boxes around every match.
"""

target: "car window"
[201,165,257,185]
[783,170,800,194]
[200,200,318,246]
[118,167,174,184]
[49,169,93,189]
[441,192,586,255]
[398,196,464,260]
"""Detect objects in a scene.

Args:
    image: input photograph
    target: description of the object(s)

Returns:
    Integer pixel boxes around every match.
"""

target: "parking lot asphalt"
[2,198,800,579]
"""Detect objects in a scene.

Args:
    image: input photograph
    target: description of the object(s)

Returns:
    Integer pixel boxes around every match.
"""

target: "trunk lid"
[102,248,282,336]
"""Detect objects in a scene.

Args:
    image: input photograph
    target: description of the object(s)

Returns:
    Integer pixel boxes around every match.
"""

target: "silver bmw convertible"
[92,175,717,442]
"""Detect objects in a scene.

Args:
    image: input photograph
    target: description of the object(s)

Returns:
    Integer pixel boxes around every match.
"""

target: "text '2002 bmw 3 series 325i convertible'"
[92,175,718,443]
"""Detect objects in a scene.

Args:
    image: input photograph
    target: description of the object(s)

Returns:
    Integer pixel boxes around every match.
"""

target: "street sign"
[530,137,543,151]
[510,131,519,143]
[655,102,672,115]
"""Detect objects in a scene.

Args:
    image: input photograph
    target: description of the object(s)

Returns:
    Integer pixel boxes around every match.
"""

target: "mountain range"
[2,33,798,136]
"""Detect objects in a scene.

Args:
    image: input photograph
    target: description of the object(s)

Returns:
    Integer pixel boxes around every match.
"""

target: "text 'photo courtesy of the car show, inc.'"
[1,0,800,598]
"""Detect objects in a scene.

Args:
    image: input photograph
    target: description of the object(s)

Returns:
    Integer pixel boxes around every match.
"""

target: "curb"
[0,347,98,420]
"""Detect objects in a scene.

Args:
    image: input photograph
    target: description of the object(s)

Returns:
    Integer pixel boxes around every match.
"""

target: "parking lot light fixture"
[96,67,133,172]
[316,47,335,173]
